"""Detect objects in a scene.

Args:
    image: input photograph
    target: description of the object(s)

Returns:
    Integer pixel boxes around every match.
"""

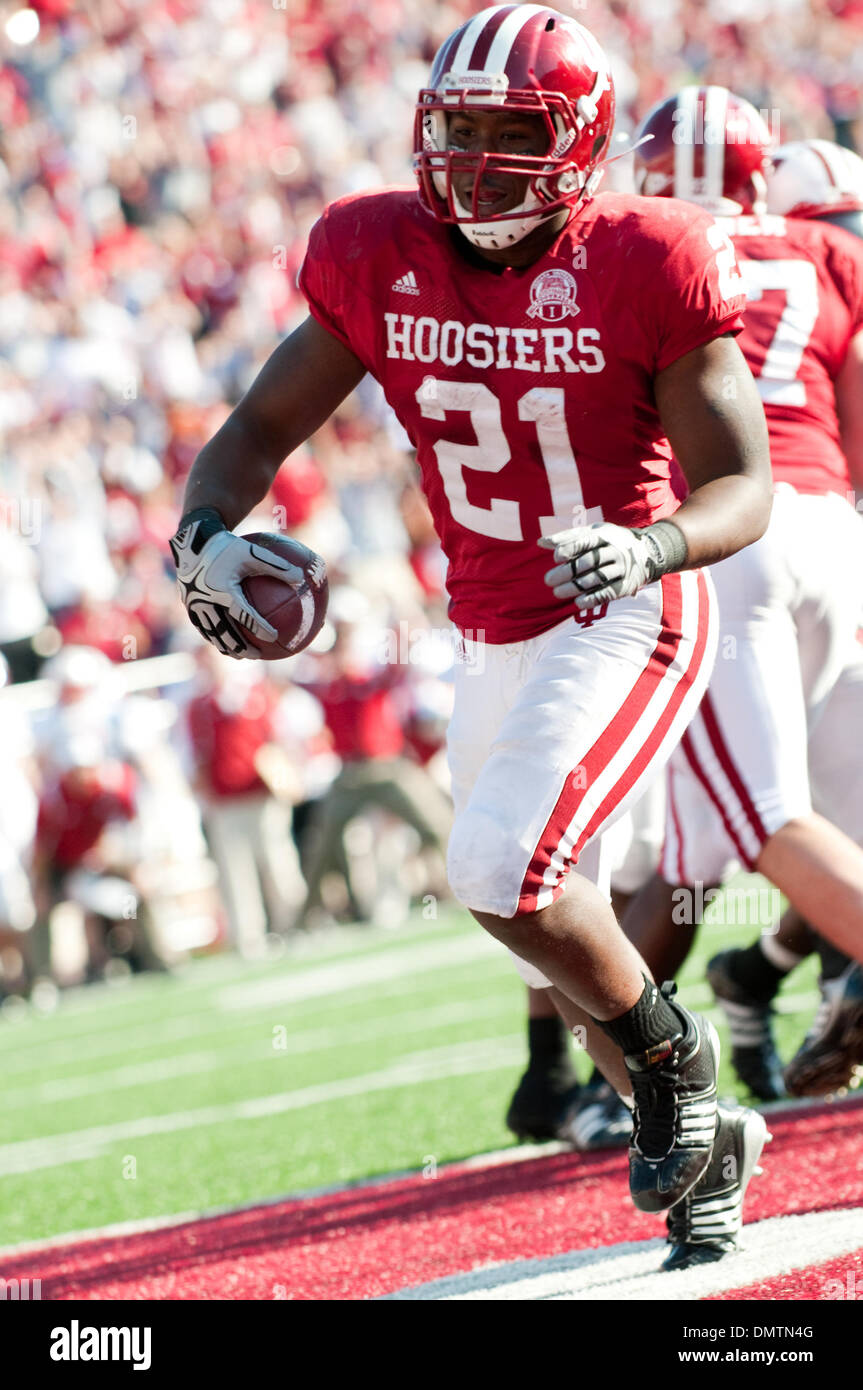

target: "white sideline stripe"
[0,1138,565,1258]
[216,932,502,1011]
[0,1035,524,1178]
[1,1094,857,1260]
[1,996,517,1109]
[387,1208,863,1300]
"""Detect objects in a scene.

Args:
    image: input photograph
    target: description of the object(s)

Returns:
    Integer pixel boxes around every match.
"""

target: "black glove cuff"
[637,520,688,582]
[174,506,228,557]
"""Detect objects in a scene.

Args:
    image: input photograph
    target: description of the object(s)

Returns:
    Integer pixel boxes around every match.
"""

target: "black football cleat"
[662,1101,770,1271]
[625,988,720,1213]
[563,1078,632,1151]
[707,949,786,1101]
[784,963,863,1097]
[505,1065,581,1142]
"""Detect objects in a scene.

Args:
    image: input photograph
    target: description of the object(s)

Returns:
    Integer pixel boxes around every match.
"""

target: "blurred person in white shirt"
[0,512,50,682]
[0,654,40,995]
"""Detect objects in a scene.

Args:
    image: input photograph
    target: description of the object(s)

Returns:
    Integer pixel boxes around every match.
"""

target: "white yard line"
[0,1035,524,1178]
[1,996,518,1110]
[0,943,514,1078]
[0,921,471,1047]
[215,932,502,1012]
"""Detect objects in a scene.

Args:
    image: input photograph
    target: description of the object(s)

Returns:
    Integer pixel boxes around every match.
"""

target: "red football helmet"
[767,139,863,239]
[633,86,773,215]
[414,3,615,250]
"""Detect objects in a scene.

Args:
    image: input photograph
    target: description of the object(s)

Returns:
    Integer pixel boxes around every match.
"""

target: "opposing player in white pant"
[171,9,773,1234]
[628,98,863,1103]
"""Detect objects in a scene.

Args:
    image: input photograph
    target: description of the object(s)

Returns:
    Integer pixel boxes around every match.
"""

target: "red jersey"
[300,188,745,642]
[187,684,278,799]
[38,764,137,870]
[316,677,405,763]
[723,213,863,495]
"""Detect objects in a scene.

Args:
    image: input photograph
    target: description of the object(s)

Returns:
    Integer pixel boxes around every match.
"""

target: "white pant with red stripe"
[809,634,863,843]
[445,571,717,985]
[662,488,863,885]
[604,769,669,897]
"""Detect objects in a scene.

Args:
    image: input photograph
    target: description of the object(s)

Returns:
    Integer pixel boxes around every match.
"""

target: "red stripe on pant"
[679,725,757,871]
[517,572,709,914]
[666,766,687,887]
[568,571,713,864]
[699,690,771,851]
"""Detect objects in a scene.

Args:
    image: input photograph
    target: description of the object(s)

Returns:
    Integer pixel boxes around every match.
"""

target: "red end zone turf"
[3,1098,862,1300]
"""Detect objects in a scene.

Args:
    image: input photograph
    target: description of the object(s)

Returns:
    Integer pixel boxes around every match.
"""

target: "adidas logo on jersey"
[392,271,420,295]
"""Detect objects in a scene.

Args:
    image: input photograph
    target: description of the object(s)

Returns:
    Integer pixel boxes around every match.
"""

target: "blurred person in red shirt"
[295,589,451,929]
[34,738,139,983]
[56,593,153,663]
[183,644,305,955]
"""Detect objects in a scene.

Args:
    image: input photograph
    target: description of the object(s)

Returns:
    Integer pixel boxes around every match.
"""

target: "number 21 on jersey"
[416,378,602,542]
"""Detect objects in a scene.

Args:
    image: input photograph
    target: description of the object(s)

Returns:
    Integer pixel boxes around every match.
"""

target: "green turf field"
[0,885,820,1249]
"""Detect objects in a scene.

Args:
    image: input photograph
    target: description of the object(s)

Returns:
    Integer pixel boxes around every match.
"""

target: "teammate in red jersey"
[701,135,863,1100]
[518,131,863,1133]
[170,7,771,1231]
[624,94,863,1109]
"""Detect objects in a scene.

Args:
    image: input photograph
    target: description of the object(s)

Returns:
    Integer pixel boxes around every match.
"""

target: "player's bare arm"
[835,326,863,488]
[182,316,366,526]
[169,316,364,657]
[542,335,771,609]
[653,332,772,562]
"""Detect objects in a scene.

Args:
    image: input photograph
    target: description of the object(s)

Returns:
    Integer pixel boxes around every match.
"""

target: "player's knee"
[447,807,521,919]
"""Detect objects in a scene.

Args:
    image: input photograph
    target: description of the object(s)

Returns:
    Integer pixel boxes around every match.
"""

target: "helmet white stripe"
[484,4,547,75]
[810,139,849,189]
[703,85,728,203]
[449,7,495,74]
[674,87,698,201]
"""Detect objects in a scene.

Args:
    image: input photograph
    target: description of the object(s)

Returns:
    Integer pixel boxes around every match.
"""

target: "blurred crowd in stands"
[0,0,860,1000]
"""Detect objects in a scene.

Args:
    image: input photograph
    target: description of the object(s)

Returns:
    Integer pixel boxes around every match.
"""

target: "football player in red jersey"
[713,138,863,1102]
[171,7,772,1233]
[525,133,863,1149]
[623,97,863,1115]
[688,133,863,1102]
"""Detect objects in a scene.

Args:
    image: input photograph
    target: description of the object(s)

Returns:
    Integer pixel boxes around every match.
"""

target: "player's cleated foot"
[505,1066,581,1143]
[662,1101,770,1271]
[562,1079,632,1151]
[626,987,720,1213]
[784,963,863,1097]
[706,949,785,1101]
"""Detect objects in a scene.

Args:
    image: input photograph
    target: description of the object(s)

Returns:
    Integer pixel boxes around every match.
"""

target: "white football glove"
[170,508,306,658]
[540,520,688,611]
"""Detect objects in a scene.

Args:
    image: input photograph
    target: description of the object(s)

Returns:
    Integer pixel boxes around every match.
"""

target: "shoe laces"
[630,1054,682,1159]
[629,983,687,1159]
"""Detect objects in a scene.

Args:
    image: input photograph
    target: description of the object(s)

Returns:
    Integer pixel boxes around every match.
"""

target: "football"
[241,532,329,659]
